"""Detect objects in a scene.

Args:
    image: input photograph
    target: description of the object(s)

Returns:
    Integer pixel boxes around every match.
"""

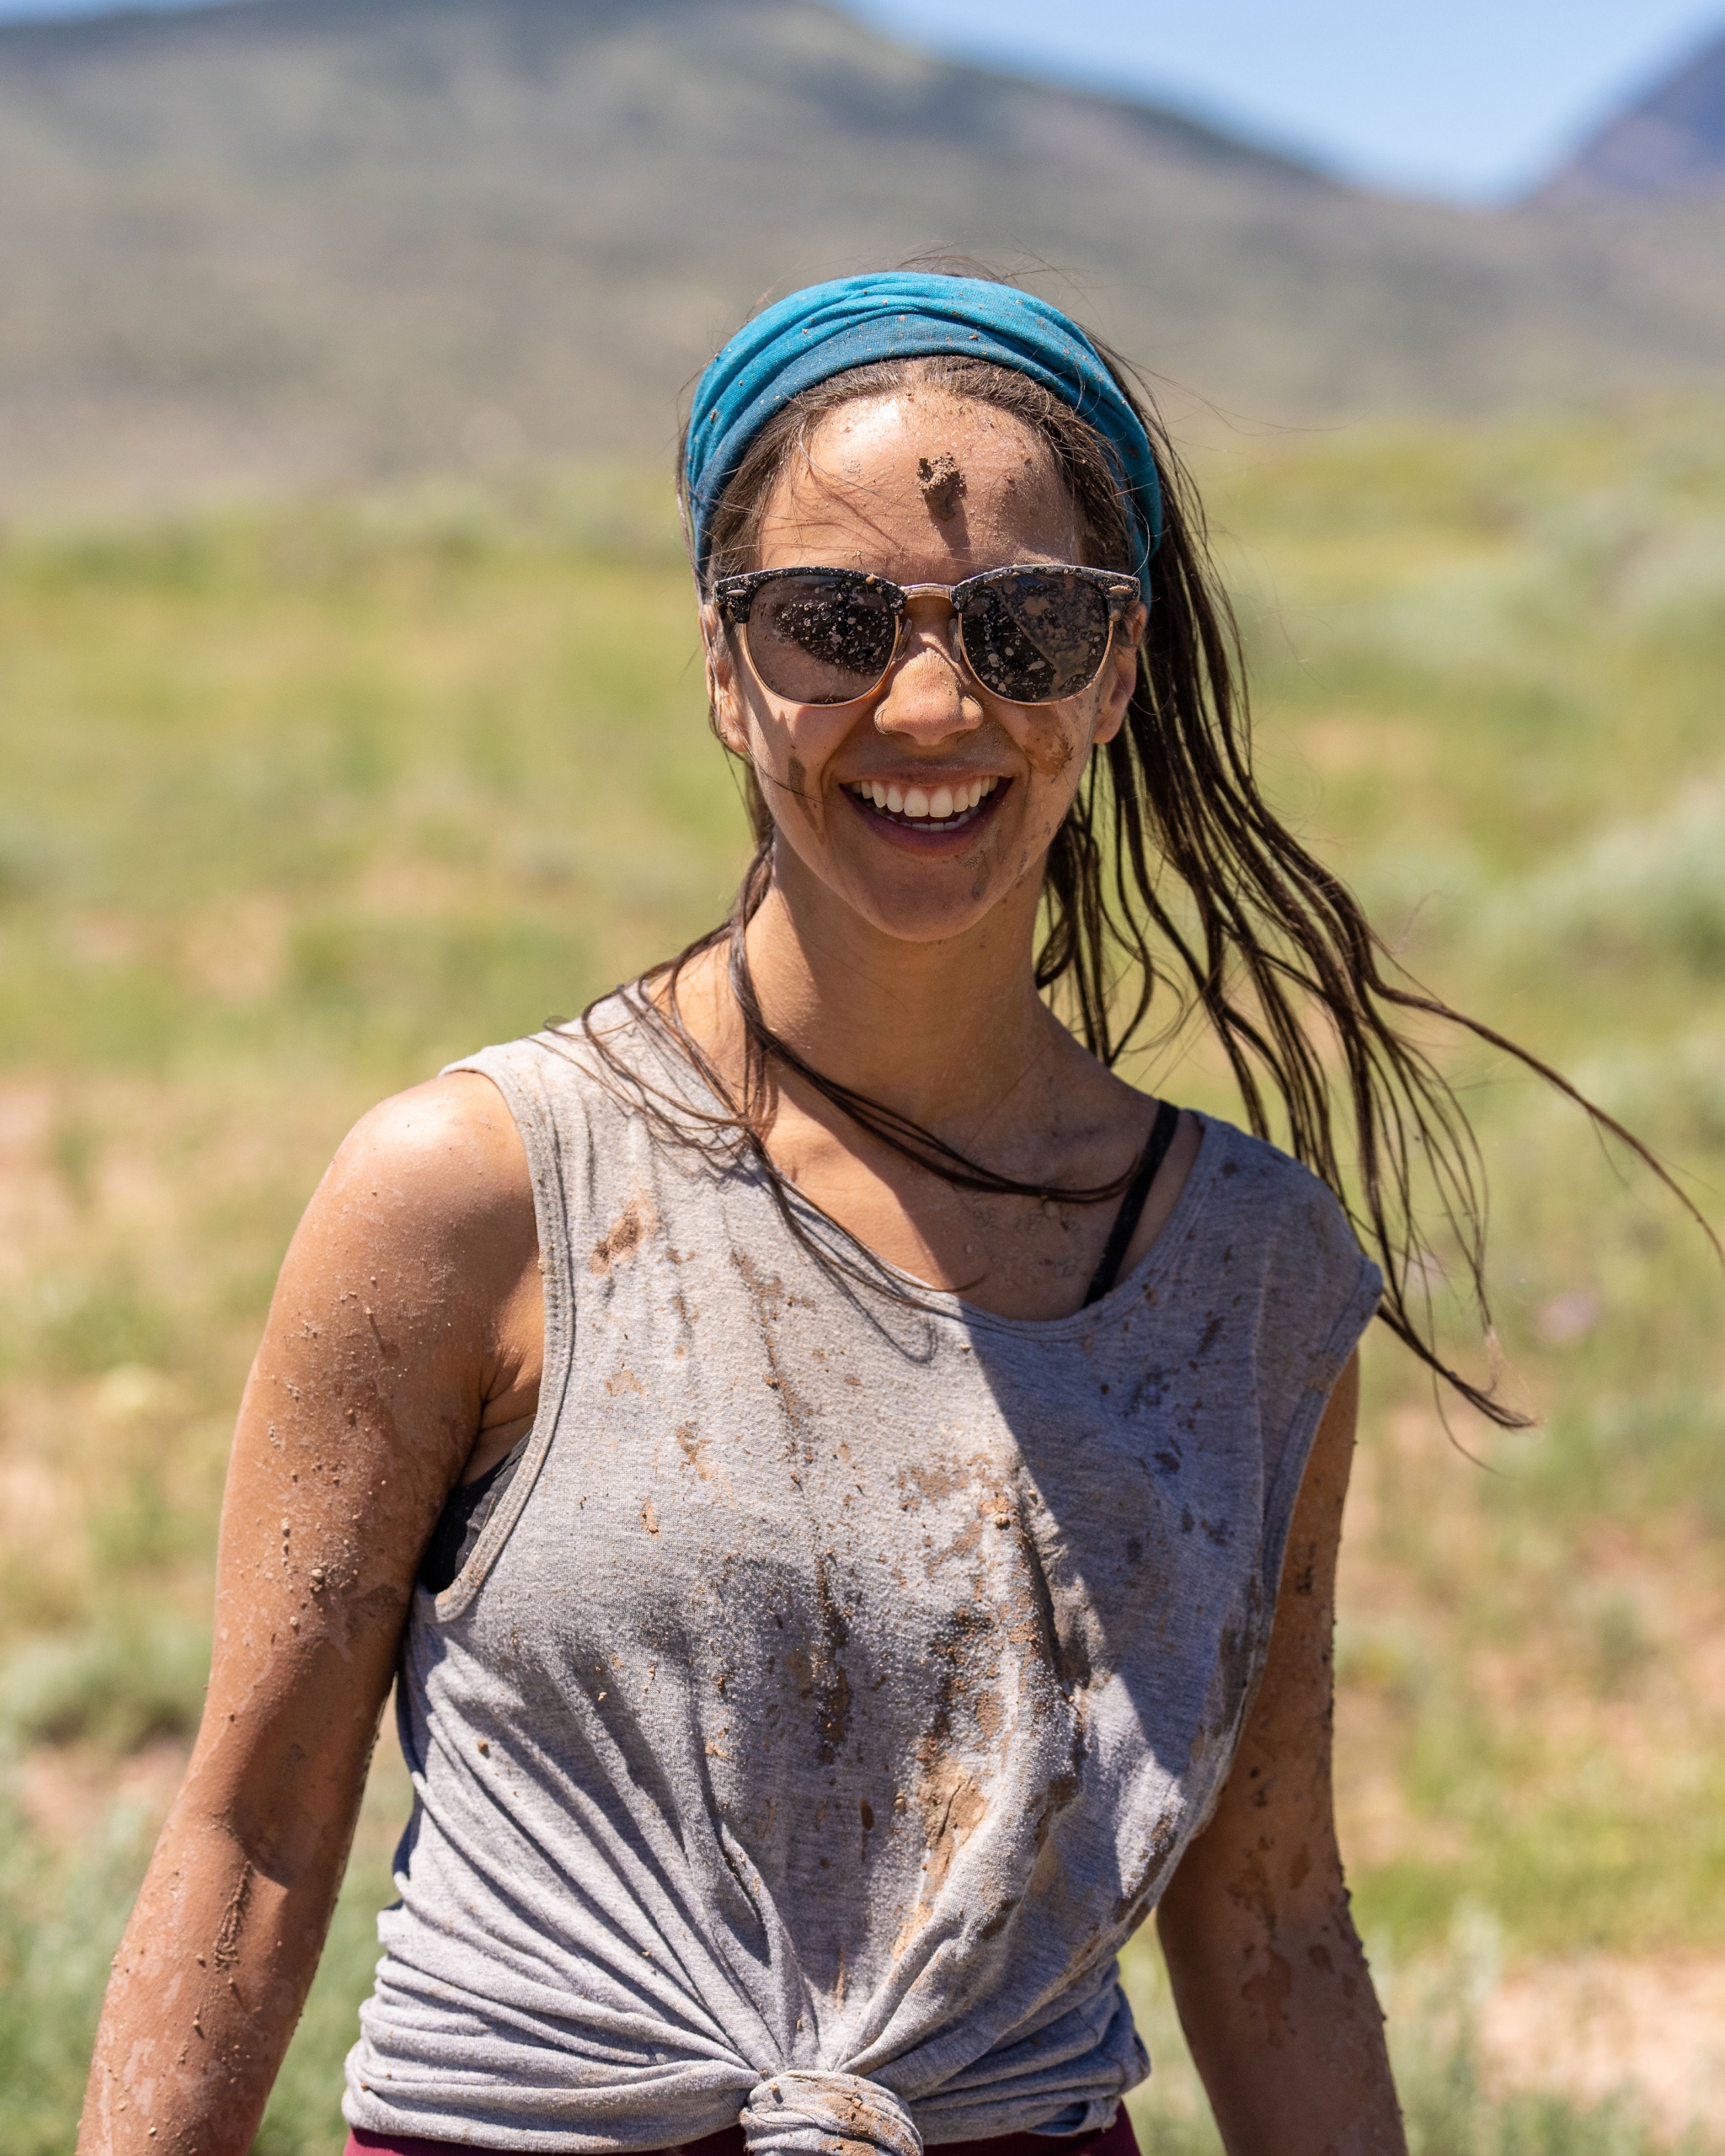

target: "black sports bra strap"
[1081,1097,1181,1309]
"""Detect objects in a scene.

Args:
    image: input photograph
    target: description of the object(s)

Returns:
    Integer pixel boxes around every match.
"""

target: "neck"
[735,841,1065,1148]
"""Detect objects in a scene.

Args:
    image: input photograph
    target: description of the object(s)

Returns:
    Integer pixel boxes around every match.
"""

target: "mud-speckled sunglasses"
[713,563,1140,707]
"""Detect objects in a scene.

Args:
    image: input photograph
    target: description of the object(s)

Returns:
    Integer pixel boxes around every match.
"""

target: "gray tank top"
[344,1000,1381,2154]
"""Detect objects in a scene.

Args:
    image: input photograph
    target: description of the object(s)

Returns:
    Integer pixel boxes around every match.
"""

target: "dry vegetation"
[1,407,1722,2151]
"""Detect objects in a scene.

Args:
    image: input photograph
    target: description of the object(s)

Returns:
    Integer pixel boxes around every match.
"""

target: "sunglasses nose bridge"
[868,588,984,733]
[893,584,967,679]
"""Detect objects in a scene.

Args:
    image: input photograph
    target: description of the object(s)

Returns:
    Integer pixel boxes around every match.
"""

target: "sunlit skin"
[712,391,1137,945]
[77,390,1403,2155]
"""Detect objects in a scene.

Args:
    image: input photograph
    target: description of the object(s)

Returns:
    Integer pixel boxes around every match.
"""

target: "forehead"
[754,389,1079,575]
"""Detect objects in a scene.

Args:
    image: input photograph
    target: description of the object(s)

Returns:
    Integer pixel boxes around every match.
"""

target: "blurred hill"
[1540,26,1725,204]
[3,0,1725,513]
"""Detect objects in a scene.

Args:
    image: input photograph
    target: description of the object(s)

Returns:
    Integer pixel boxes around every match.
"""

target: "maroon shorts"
[345,2111,1142,2156]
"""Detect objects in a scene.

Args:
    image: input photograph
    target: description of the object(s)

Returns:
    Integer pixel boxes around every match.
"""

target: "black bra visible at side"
[1081,1097,1181,1309]
[419,1439,529,1594]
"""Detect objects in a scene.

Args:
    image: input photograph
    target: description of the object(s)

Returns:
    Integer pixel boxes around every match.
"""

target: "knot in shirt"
[740,2071,922,2156]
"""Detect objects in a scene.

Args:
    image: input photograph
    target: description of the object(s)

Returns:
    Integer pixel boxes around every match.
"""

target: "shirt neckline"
[778,1111,1225,1342]
[555,998,1226,1342]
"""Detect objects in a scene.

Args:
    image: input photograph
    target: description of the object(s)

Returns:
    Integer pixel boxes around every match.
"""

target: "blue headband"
[685,273,1162,608]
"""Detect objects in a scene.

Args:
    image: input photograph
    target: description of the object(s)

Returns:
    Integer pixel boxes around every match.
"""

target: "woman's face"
[705,390,1146,949]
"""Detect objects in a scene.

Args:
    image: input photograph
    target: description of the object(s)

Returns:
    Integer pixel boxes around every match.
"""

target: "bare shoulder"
[225,1072,542,1614]
[317,1070,534,1245]
[254,1068,540,1437]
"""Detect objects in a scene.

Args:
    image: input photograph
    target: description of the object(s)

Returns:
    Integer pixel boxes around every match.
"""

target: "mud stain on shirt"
[590,1193,655,1276]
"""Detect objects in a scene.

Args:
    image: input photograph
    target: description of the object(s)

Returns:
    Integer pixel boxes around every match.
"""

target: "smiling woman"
[77,271,1677,2156]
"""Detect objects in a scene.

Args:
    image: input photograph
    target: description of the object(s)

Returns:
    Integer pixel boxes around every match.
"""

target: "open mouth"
[844,776,1003,834]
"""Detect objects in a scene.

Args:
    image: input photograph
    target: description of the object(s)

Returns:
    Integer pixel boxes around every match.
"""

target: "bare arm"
[1155,1353,1406,2156]
[77,1073,542,2156]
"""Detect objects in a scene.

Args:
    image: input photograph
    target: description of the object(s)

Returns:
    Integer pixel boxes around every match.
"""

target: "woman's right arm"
[77,1073,542,2156]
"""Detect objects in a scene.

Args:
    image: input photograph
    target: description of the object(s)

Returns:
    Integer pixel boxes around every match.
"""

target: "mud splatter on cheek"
[750,744,821,835]
[1023,727,1076,780]
[965,839,1003,904]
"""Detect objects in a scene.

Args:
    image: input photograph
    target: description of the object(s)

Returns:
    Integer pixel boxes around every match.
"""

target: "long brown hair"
[577,279,1704,1425]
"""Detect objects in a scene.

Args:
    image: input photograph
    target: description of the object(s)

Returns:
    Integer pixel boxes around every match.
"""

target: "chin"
[772,817,1033,946]
[831,867,1012,947]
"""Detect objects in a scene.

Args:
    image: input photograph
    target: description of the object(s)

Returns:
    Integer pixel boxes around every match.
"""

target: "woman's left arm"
[1154,1352,1407,2156]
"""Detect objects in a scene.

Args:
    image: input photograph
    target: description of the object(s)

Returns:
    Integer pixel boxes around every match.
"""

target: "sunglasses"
[712,563,1140,708]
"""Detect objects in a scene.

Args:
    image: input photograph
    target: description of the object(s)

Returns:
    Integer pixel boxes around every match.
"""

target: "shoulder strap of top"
[1081,1097,1181,1308]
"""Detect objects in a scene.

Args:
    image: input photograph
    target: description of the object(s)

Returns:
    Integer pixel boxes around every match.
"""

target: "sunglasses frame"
[711,562,1141,708]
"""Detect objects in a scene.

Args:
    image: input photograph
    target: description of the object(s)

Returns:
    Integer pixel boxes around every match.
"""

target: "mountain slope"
[1540,29,1725,203]
[1,0,1722,512]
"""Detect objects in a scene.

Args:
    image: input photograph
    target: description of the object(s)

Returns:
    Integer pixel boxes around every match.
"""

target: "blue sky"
[838,0,1724,199]
[0,0,1719,200]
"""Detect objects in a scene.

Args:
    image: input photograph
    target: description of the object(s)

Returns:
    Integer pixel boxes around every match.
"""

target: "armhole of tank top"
[429,1044,581,1623]
[1257,1248,1384,1614]
[1182,1246,1383,1845]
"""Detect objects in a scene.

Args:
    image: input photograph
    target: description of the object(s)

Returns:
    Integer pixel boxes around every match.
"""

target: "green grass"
[0,1790,149,2156]
[1118,1924,1712,2156]
[1,413,1722,2148]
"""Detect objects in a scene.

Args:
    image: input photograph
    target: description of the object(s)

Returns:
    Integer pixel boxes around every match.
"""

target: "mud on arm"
[1153,1354,1407,2156]
[77,1074,542,2156]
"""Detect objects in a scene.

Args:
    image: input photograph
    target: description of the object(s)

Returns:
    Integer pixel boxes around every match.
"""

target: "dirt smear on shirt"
[589,1191,656,1276]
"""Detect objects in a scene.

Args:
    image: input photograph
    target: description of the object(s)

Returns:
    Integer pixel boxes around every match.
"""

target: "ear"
[1091,600,1146,749]
[701,605,752,758]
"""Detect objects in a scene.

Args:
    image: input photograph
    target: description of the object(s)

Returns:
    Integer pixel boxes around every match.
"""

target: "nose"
[871,595,982,743]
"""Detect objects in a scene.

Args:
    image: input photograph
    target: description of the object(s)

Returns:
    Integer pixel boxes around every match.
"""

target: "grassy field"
[1,405,1722,2152]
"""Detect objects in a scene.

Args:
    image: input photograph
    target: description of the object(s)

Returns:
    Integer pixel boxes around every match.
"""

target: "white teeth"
[849,776,1002,821]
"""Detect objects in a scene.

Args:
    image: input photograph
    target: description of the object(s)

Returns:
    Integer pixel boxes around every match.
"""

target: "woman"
[81,270,1563,2156]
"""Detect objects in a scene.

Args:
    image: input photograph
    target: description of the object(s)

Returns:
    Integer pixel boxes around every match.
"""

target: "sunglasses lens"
[959,571,1113,702]
[743,574,900,704]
